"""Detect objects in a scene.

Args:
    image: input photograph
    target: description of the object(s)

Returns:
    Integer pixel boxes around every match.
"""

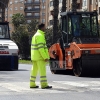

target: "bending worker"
[30,23,52,89]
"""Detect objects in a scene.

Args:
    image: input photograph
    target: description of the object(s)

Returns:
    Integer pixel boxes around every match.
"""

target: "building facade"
[48,0,83,27]
[24,0,49,28]
[6,0,49,33]
[6,0,100,32]
[82,0,100,22]
[5,0,25,33]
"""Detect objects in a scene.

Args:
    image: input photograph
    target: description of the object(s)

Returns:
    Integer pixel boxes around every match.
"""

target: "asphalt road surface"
[0,64,100,100]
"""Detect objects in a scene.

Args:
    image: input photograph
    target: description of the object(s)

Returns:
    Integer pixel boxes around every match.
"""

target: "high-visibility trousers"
[30,60,48,88]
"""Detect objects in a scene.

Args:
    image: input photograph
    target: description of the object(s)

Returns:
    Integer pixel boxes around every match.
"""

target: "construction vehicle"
[49,11,100,76]
[0,21,19,70]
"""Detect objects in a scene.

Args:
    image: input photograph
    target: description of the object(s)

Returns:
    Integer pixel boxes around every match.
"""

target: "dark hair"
[38,23,45,30]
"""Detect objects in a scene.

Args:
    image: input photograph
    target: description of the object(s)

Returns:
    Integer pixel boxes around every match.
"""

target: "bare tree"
[62,0,66,12]
[53,0,59,43]
[72,0,77,11]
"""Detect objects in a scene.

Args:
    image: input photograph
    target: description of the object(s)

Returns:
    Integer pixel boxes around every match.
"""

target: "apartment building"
[82,0,100,22]
[6,0,49,33]
[5,0,25,33]
[24,0,49,28]
[48,0,83,27]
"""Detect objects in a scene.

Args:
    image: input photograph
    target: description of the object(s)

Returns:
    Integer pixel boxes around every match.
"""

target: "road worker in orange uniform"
[30,23,52,89]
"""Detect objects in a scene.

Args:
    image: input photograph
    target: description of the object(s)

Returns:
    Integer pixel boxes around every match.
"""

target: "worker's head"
[38,23,45,31]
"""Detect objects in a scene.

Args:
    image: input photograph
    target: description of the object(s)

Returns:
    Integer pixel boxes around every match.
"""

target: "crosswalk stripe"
[53,81,100,87]
[0,82,65,93]
[0,81,100,94]
[53,81,100,92]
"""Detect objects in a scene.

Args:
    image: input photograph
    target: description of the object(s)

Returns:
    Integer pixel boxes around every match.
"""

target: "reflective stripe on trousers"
[40,76,47,83]
[30,61,48,88]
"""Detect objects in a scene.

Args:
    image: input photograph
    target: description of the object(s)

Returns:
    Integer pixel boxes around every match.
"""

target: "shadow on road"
[15,69,29,71]
[0,69,29,71]
[52,70,100,78]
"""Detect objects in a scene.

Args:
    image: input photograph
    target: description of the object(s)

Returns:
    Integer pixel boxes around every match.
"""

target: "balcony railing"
[25,16,40,19]
[24,8,40,12]
[24,1,40,5]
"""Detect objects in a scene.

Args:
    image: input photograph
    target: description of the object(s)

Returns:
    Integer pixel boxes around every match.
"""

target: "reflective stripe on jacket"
[31,29,50,61]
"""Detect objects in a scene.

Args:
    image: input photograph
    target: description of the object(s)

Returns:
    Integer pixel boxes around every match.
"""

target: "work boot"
[42,86,52,89]
[30,86,39,88]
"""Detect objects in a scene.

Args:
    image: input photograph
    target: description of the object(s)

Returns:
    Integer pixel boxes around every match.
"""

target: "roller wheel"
[73,58,83,77]
[49,58,59,74]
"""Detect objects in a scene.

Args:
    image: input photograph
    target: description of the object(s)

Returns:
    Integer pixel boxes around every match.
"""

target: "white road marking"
[53,81,100,92]
[0,81,100,93]
[0,82,65,93]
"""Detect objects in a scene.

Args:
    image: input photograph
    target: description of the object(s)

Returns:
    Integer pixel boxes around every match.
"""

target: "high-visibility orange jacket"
[31,29,50,61]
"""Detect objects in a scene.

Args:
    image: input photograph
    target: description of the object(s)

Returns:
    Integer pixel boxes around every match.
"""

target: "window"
[82,0,87,7]
[10,14,12,17]
[42,0,45,2]
[50,20,53,25]
[71,14,98,37]
[62,17,67,32]
[5,15,7,18]
[9,27,11,31]
[50,1,53,7]
[34,6,39,8]
[34,13,39,16]
[20,0,24,1]
[27,20,31,23]
[15,1,18,3]
[20,7,24,10]
[99,7,100,14]
[15,7,18,10]
[34,0,39,1]
[0,25,10,39]
[90,0,93,4]
[27,13,32,16]
[59,0,62,3]
[62,16,68,43]
[27,0,32,3]
[27,6,32,10]
[10,2,12,4]
[42,13,45,16]
[42,6,45,9]
[5,8,7,12]
[42,19,45,23]
[10,8,12,11]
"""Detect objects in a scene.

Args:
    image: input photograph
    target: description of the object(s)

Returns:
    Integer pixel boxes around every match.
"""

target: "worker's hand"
[45,59,49,62]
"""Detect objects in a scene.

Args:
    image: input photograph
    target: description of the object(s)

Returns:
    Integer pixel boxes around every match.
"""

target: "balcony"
[25,16,40,19]
[50,6,53,11]
[24,1,40,5]
[24,8,40,12]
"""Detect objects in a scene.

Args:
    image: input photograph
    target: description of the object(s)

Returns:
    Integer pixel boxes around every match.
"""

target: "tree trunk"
[62,0,66,12]
[53,0,59,43]
[2,8,5,22]
[72,0,77,11]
